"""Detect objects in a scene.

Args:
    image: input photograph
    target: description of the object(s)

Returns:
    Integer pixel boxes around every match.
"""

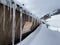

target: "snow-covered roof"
[17,0,60,19]
[0,0,38,19]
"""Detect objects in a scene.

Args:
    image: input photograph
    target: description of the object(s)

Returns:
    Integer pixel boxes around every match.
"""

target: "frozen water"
[10,0,12,20]
[3,5,5,31]
[20,12,23,43]
[12,3,16,45]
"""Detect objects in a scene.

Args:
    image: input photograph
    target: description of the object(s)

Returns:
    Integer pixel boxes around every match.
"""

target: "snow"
[16,24,60,45]
[46,14,60,32]
[46,14,60,27]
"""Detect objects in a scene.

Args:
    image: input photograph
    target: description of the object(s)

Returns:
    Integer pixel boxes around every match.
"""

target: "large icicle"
[3,4,5,31]
[33,19,35,26]
[36,18,38,25]
[12,3,16,45]
[33,18,34,26]
[6,0,9,10]
[10,0,12,20]
[32,17,33,25]
[20,9,23,45]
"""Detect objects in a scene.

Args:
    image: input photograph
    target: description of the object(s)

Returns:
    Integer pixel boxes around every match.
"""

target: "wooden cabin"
[0,0,40,45]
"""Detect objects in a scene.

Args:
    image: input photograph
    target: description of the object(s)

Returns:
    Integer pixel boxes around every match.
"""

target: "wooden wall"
[0,3,40,45]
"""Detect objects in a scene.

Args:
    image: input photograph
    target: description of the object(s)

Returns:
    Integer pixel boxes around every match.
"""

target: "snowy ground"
[16,24,60,45]
[46,14,60,32]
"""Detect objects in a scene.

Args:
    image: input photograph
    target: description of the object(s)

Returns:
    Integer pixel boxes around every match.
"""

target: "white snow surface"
[46,14,60,32]
[16,24,60,45]
[46,14,60,27]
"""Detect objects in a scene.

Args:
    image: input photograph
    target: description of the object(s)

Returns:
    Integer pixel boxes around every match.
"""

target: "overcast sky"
[17,0,60,18]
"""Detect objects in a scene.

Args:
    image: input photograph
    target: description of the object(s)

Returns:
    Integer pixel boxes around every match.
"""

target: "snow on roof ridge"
[14,0,39,20]
[14,0,38,19]
[0,0,38,19]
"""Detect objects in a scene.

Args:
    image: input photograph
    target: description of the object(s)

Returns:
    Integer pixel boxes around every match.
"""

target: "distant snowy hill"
[41,9,60,20]
[46,14,60,32]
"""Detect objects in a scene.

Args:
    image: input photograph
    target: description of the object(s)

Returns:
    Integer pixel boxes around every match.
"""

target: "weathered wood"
[0,3,40,45]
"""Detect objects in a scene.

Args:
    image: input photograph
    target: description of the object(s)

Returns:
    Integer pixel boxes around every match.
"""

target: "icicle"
[28,16,30,22]
[8,6,9,10]
[8,0,9,11]
[36,19,38,25]
[25,16,27,20]
[36,20,37,25]
[3,4,5,31]
[10,0,12,20]
[12,3,16,45]
[32,17,33,24]
[20,10,23,43]
[34,19,36,26]
[33,18,35,25]
[6,0,9,10]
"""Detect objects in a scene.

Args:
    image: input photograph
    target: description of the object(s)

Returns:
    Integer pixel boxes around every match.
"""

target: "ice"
[3,5,5,31]
[32,18,33,24]
[12,3,16,45]
[10,0,12,20]
[20,11,23,43]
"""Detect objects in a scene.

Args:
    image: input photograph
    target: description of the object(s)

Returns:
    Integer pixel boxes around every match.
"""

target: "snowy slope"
[16,24,60,45]
[46,14,60,32]
[46,14,60,27]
